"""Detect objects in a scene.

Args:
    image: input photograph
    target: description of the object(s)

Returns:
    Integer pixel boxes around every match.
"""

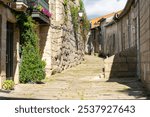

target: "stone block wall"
[139,0,150,90]
[104,3,138,56]
[104,23,118,56]
[91,28,100,54]
[0,0,84,88]
[40,25,51,77]
[104,47,137,78]
[41,0,84,76]
[103,0,138,79]
[94,0,150,91]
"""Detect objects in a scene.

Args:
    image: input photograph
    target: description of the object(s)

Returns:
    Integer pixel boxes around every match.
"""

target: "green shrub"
[20,42,46,83]
[17,13,46,83]
[2,80,15,90]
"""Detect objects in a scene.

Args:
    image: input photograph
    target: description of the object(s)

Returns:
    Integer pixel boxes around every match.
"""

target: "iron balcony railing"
[39,0,49,11]
[27,0,49,11]
[27,0,50,24]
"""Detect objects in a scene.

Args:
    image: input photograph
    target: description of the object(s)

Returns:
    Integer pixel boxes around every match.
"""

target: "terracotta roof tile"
[90,10,122,29]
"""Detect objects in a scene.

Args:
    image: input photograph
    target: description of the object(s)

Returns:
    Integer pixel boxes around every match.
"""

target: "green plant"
[36,5,43,11]
[64,0,68,7]
[20,42,46,83]
[78,0,90,45]
[2,80,15,90]
[70,6,79,34]
[79,0,84,11]
[17,13,46,83]
[63,0,69,23]
[79,0,90,31]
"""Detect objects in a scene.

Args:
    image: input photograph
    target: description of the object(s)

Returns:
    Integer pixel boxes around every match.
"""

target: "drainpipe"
[137,0,141,80]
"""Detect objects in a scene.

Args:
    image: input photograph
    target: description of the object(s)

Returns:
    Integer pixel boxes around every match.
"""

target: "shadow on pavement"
[106,78,149,100]
[0,89,43,100]
[0,90,11,94]
[0,96,43,100]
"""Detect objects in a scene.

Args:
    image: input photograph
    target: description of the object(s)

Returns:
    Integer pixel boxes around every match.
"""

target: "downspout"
[137,0,141,80]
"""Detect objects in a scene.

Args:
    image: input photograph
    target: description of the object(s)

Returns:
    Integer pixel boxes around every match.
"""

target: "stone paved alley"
[0,55,148,100]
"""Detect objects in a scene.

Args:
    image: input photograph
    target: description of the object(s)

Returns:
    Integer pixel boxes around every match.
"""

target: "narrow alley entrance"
[0,55,147,100]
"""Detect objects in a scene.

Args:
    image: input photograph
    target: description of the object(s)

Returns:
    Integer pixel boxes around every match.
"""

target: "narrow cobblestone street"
[0,55,148,100]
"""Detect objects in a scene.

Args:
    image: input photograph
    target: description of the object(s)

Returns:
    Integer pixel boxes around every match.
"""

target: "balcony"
[11,0,28,11]
[27,0,50,24]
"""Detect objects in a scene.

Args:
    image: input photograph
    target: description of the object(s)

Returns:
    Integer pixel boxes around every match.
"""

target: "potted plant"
[2,80,15,91]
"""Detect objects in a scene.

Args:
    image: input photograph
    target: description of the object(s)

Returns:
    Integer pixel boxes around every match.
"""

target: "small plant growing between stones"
[2,80,15,90]
[70,0,90,37]
[79,0,90,31]
[70,6,79,36]
[64,0,68,7]
[63,0,69,24]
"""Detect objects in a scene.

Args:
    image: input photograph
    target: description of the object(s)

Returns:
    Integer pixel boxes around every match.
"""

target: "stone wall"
[104,23,117,56]
[100,20,107,56]
[91,28,100,54]
[104,47,137,78]
[0,0,84,88]
[103,0,138,79]
[41,0,84,76]
[139,0,150,90]
[86,28,100,55]
[104,2,138,56]
[90,0,150,91]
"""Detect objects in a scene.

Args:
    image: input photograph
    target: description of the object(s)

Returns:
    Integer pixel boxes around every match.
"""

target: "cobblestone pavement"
[0,55,148,100]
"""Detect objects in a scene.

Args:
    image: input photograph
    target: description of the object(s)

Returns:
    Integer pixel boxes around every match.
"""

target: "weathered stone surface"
[0,55,147,100]
[104,47,137,78]
[39,0,84,77]
[139,0,150,91]
[51,66,62,75]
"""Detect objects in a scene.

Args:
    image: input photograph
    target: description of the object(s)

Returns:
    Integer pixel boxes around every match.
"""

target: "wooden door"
[6,22,14,80]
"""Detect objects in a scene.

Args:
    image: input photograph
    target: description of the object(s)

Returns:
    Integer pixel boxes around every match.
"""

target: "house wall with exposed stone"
[40,0,84,76]
[0,0,85,89]
[139,0,150,90]
[103,0,138,78]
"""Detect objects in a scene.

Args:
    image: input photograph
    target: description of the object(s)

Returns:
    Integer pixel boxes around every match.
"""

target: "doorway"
[6,22,14,80]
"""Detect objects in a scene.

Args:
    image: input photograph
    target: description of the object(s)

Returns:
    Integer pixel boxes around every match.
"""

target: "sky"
[83,0,128,19]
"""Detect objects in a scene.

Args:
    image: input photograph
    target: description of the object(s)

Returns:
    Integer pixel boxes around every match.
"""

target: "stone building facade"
[90,0,150,91]
[89,0,139,78]
[88,12,120,56]
[0,0,84,89]
[139,0,150,90]
[103,0,138,78]
[46,0,84,76]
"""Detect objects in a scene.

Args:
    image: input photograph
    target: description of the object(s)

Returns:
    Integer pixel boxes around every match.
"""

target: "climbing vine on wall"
[17,13,46,83]
[70,5,79,35]
[70,0,90,39]
[79,0,90,32]
[63,0,69,24]
[79,0,90,47]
